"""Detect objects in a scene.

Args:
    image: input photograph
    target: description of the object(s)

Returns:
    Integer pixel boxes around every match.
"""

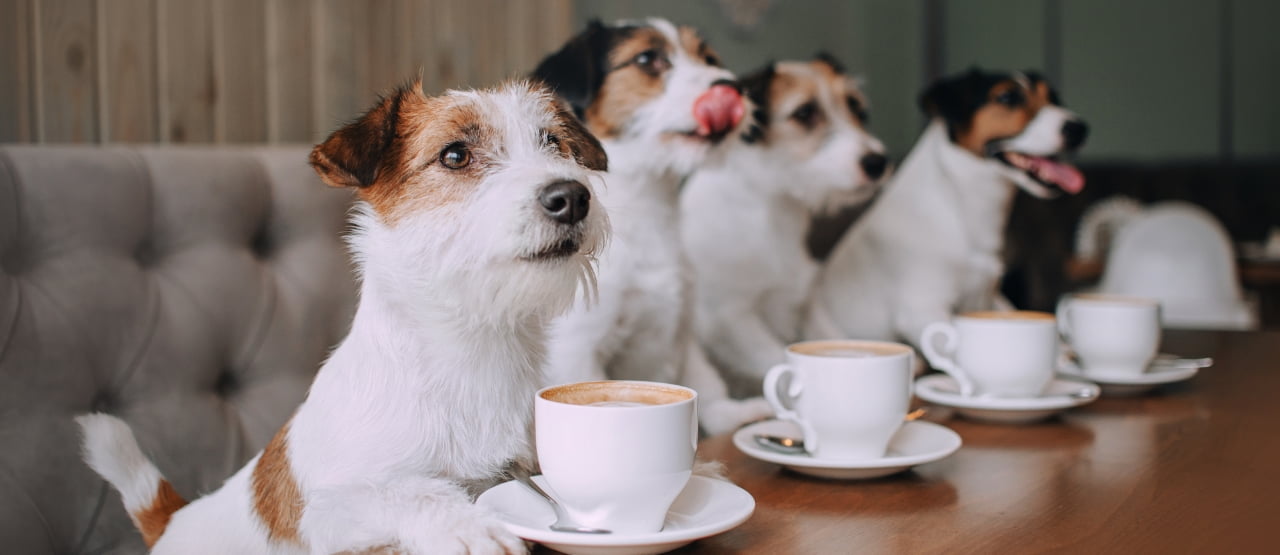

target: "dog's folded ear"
[531,19,617,119]
[552,100,608,172]
[812,51,845,74]
[310,81,421,189]
[919,68,989,133]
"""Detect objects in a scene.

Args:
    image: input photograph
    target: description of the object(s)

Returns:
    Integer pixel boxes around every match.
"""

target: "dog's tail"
[75,413,188,547]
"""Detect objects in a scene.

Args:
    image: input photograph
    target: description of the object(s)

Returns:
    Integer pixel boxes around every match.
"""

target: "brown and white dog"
[681,54,889,396]
[76,80,610,554]
[532,18,775,435]
[808,68,1088,349]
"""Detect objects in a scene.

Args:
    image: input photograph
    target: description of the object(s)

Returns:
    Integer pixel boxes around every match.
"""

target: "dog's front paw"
[439,516,526,555]
[399,510,526,555]
[700,397,775,436]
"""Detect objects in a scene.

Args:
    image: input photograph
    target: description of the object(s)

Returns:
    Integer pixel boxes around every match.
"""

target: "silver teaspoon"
[755,408,931,456]
[509,466,611,534]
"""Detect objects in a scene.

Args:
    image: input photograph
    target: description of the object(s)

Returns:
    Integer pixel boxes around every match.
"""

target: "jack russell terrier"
[76,80,610,554]
[681,54,888,397]
[532,18,775,435]
[807,68,1088,350]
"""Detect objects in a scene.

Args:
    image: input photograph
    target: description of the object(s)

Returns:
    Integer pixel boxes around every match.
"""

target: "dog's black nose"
[1062,120,1089,150]
[860,153,888,180]
[539,180,590,225]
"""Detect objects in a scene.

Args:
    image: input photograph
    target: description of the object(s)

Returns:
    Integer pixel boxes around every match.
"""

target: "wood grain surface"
[539,330,1278,553]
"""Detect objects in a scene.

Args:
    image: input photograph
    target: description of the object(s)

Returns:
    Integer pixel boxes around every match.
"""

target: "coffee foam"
[962,310,1055,321]
[541,381,693,407]
[790,340,911,359]
[1071,293,1160,306]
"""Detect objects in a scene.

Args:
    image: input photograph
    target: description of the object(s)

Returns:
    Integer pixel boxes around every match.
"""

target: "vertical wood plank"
[430,0,472,92]
[318,0,373,127]
[0,0,35,142]
[266,0,314,143]
[37,0,100,142]
[503,0,534,79]
[214,0,268,142]
[365,0,401,94]
[160,0,215,143]
[402,0,441,95]
[100,0,158,142]
[537,0,574,61]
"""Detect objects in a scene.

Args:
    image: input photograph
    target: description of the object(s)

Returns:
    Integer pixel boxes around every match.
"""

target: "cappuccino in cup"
[1058,294,1161,377]
[764,340,913,460]
[536,381,696,534]
[920,310,1058,398]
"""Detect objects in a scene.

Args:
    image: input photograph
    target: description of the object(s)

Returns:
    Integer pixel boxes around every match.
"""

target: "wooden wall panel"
[159,0,215,143]
[99,0,158,142]
[266,0,315,143]
[1,0,580,145]
[0,0,35,142]
[215,0,268,142]
[37,0,99,142]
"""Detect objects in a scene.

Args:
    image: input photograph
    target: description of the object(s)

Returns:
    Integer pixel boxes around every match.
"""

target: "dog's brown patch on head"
[756,60,871,154]
[956,79,1053,156]
[252,421,304,545]
[132,479,188,547]
[678,26,720,67]
[309,81,499,225]
[549,98,608,171]
[584,27,670,138]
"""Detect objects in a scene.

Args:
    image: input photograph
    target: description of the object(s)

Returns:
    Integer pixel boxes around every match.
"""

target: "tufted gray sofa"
[0,146,358,554]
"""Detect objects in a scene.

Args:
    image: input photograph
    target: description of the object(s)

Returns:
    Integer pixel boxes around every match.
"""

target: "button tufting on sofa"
[0,146,358,554]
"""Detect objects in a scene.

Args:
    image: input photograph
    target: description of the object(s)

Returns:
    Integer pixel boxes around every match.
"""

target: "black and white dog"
[808,68,1089,349]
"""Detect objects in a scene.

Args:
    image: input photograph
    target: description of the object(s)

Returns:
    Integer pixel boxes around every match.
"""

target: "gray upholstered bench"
[0,146,357,554]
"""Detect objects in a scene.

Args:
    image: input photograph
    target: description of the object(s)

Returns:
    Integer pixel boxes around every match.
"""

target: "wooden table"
[679,330,1279,553]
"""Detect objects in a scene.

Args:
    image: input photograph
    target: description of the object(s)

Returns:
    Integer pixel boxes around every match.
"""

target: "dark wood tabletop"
[676,330,1279,553]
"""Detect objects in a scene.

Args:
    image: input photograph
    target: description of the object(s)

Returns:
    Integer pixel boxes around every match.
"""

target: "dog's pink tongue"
[693,84,745,137]
[1028,155,1085,194]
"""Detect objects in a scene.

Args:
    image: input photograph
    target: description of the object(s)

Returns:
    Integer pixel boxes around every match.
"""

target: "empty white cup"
[920,311,1059,398]
[763,340,913,460]
[1058,294,1161,377]
[535,381,696,534]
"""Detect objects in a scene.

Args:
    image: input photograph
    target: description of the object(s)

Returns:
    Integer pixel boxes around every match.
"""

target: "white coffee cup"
[763,340,913,460]
[1058,294,1161,377]
[920,310,1059,398]
[535,380,696,534]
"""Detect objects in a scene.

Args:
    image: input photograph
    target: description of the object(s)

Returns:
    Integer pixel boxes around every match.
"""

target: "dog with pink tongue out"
[808,68,1088,350]
[532,18,775,436]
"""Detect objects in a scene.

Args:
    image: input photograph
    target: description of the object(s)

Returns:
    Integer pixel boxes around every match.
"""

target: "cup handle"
[1055,297,1074,342]
[763,363,819,454]
[920,321,976,397]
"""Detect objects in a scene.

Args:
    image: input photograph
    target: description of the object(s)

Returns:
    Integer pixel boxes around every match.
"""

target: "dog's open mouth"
[524,237,580,261]
[994,151,1085,194]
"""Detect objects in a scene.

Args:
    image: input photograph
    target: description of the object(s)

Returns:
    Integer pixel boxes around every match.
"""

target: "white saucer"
[914,374,1100,424]
[476,475,753,555]
[732,419,961,479]
[1059,355,1201,396]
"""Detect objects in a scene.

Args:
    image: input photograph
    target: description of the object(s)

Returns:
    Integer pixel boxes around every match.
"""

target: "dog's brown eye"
[632,49,669,74]
[544,132,561,149]
[704,53,720,67]
[847,96,869,123]
[440,143,471,169]
[995,90,1025,107]
[790,101,820,127]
